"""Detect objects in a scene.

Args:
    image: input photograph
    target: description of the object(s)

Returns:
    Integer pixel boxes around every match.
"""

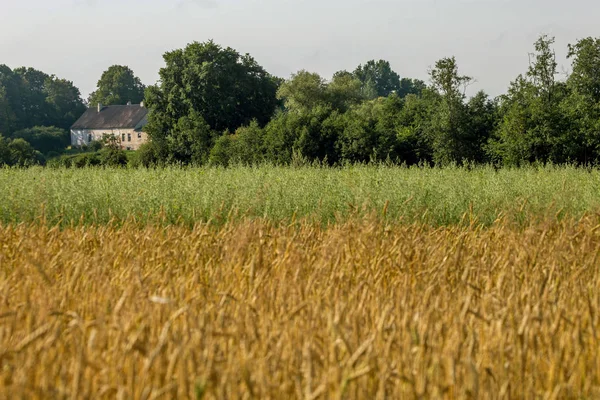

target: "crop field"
[2,166,600,399]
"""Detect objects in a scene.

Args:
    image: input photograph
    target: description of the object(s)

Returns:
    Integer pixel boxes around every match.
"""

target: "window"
[127,134,132,142]
[137,132,142,139]
[122,133,125,142]
[126,147,132,151]
[88,134,92,142]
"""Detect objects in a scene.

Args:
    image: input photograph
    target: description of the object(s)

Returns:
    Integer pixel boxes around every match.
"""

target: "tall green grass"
[1,164,599,226]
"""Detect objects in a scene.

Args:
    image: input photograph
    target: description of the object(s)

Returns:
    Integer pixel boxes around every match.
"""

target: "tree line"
[2,35,600,167]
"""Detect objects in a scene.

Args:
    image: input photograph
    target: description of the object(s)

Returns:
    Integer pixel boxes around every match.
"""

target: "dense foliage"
[142,36,600,167]
[88,65,146,106]
[0,135,44,166]
[3,36,600,167]
[10,126,69,156]
[0,65,86,134]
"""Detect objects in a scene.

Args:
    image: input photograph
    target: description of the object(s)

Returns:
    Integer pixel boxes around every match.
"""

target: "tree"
[88,65,145,106]
[426,57,476,164]
[264,105,341,164]
[277,70,329,112]
[0,65,22,134]
[44,77,87,130]
[465,91,497,163]
[562,37,600,162]
[567,37,600,102]
[164,111,215,165]
[491,36,573,164]
[145,40,280,137]
[353,60,401,98]
[327,71,364,112]
[8,138,44,166]
[337,96,403,163]
[0,66,85,134]
[398,78,426,98]
[395,92,437,164]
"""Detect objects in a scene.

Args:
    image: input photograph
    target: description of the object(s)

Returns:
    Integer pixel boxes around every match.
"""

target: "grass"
[2,217,600,398]
[1,164,600,226]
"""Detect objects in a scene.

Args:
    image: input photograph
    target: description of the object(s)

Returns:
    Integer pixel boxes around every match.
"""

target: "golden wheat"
[1,218,600,399]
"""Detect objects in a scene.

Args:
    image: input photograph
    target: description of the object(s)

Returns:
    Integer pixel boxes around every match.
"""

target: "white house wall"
[70,129,149,150]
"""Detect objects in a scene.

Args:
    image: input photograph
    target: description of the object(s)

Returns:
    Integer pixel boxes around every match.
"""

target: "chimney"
[140,101,145,108]
[97,103,102,112]
[127,101,132,106]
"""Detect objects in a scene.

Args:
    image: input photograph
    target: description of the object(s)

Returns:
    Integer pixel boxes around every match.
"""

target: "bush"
[72,153,101,168]
[8,138,45,166]
[10,126,69,156]
[137,141,162,167]
[89,140,104,152]
[99,149,128,167]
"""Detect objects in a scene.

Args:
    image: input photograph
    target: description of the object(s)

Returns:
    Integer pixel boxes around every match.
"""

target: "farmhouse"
[70,103,149,150]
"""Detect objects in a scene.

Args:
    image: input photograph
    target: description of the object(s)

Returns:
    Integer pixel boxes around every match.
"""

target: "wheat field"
[2,217,600,399]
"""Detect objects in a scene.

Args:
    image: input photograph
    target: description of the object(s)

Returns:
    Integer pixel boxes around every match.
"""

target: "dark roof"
[71,105,149,130]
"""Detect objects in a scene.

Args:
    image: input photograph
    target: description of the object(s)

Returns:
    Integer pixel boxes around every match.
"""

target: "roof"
[71,105,149,130]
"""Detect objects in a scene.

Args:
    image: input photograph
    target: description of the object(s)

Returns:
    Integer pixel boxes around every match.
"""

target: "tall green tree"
[0,65,85,134]
[14,67,86,130]
[327,71,364,112]
[146,40,280,137]
[88,65,145,106]
[44,77,87,130]
[353,60,401,98]
[336,95,404,163]
[0,65,22,134]
[426,56,477,164]
[277,70,329,112]
[562,37,600,162]
[492,36,572,164]
[398,78,426,98]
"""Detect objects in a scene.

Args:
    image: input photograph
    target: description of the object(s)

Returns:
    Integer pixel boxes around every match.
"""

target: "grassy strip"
[1,164,599,226]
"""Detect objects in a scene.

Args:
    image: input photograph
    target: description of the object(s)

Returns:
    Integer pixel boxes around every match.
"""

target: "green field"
[1,164,599,226]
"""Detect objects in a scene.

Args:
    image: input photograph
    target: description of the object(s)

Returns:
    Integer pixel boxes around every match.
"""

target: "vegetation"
[138,36,600,168]
[88,65,146,106]
[1,165,600,226]
[3,36,600,167]
[0,65,85,133]
[5,27,600,400]
[2,217,600,398]
[10,126,70,157]
[0,135,44,166]
[144,40,282,165]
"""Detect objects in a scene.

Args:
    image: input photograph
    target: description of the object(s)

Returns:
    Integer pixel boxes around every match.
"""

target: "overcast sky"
[1,0,598,99]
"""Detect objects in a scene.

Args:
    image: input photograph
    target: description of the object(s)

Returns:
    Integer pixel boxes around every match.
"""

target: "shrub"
[10,126,69,156]
[137,141,162,167]
[99,149,128,167]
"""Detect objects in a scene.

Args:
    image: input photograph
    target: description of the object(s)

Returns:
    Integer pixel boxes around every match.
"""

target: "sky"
[1,0,599,100]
